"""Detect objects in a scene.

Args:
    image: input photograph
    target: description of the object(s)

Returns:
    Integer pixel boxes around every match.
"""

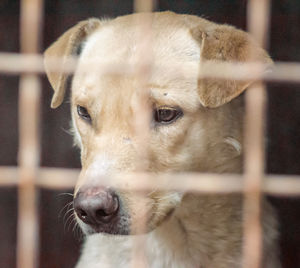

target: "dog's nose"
[74,187,119,225]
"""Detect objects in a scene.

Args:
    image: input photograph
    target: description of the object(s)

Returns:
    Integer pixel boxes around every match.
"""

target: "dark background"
[0,0,299,267]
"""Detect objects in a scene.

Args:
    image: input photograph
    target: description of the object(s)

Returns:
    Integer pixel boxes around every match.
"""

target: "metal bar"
[2,166,300,195]
[130,2,156,267]
[17,75,41,268]
[134,0,156,13]
[17,0,43,268]
[243,82,266,268]
[247,0,271,49]
[243,0,271,268]
[1,52,300,84]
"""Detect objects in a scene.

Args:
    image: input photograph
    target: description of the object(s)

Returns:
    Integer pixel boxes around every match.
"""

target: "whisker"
[68,217,77,232]
[63,207,75,225]
[58,192,74,197]
[71,218,79,233]
[59,201,73,219]
[73,222,84,241]
[65,211,76,232]
[61,127,74,136]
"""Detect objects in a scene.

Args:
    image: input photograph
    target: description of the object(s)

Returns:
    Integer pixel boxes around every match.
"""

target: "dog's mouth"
[82,220,130,236]
[79,207,176,236]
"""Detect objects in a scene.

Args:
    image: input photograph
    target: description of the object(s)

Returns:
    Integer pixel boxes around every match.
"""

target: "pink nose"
[74,187,119,226]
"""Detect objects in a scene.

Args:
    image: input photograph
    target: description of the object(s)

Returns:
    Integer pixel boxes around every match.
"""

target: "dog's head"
[44,12,271,236]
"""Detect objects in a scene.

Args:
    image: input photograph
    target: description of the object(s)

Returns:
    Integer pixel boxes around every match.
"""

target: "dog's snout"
[74,187,119,226]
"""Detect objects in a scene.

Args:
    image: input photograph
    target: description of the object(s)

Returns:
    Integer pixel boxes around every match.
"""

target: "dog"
[44,11,280,268]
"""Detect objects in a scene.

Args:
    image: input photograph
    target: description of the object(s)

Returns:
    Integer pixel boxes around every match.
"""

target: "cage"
[0,0,300,268]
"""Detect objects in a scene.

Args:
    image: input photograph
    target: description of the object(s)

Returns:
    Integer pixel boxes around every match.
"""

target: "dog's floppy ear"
[44,18,101,108]
[191,25,272,108]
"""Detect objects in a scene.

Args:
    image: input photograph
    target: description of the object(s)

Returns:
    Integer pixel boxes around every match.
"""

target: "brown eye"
[154,107,183,124]
[77,105,91,122]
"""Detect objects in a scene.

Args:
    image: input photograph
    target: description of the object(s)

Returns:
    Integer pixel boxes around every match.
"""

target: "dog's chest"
[75,232,199,268]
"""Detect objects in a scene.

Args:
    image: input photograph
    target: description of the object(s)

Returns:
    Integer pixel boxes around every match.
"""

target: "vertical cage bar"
[134,0,156,13]
[243,0,271,268]
[17,0,43,268]
[130,1,155,268]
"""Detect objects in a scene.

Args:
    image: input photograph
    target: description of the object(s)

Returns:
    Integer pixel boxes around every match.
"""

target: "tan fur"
[44,18,101,108]
[44,11,280,268]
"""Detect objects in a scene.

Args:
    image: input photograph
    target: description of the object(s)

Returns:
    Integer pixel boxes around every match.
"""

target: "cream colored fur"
[44,11,280,268]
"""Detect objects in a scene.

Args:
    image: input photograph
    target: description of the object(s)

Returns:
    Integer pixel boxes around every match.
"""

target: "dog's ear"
[44,18,101,108]
[191,25,272,108]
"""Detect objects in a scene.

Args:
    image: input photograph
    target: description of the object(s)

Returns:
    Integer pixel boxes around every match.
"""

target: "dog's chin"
[80,222,130,236]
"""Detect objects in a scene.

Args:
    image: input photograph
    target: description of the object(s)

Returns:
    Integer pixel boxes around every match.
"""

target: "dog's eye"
[77,105,91,122]
[154,107,183,124]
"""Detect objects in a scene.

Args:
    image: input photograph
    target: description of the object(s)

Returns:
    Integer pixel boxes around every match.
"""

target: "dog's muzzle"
[74,186,129,235]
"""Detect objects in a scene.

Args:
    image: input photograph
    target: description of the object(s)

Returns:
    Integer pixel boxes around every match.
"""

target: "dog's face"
[44,12,271,236]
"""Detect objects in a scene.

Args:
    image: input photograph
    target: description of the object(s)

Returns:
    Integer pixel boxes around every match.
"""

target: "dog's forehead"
[72,13,201,110]
[81,13,200,66]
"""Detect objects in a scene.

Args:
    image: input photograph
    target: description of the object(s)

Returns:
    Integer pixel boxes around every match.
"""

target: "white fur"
[76,217,199,268]
[86,155,115,180]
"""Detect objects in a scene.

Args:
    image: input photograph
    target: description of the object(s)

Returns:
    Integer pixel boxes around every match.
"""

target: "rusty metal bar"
[17,75,41,268]
[243,82,266,268]
[1,52,300,84]
[17,0,43,268]
[247,0,271,49]
[134,0,156,13]
[0,166,300,195]
[130,2,156,268]
[243,0,271,268]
